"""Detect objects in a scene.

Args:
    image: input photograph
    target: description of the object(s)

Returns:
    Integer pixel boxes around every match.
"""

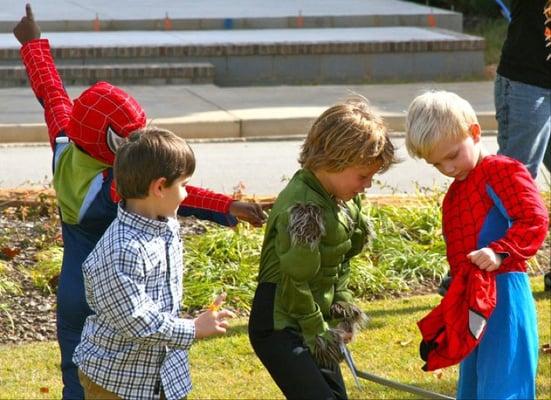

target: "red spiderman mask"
[67,82,147,165]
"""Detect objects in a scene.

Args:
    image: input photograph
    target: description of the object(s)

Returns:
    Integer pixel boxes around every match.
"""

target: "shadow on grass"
[533,289,551,301]
[199,309,428,342]
[366,303,433,319]
[199,299,438,342]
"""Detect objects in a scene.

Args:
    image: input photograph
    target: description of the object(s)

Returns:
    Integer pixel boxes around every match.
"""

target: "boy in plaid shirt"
[73,128,234,400]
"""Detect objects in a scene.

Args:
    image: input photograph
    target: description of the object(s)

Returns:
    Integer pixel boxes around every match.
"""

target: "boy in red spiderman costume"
[14,5,266,399]
[405,90,548,399]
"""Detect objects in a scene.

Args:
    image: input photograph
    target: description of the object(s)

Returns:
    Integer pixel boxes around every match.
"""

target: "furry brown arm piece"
[312,328,345,368]
[288,203,325,250]
[330,301,369,335]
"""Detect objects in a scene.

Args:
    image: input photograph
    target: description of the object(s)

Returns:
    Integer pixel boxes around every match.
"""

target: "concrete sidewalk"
[0,0,461,32]
[0,80,496,143]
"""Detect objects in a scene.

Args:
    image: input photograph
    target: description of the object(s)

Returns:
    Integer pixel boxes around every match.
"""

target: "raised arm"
[14,4,72,148]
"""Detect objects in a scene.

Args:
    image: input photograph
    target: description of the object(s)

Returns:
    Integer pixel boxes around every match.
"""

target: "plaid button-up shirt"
[73,204,195,400]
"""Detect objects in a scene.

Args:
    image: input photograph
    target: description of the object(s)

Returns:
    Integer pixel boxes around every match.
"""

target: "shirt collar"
[117,202,178,235]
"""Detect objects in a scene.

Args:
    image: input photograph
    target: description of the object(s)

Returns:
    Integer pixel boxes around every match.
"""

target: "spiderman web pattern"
[69,82,146,164]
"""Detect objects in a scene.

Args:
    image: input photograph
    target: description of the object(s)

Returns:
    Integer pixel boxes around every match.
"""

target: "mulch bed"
[0,188,208,345]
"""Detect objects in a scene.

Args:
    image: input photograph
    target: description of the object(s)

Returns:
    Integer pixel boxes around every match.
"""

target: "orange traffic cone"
[427,14,436,27]
[164,12,173,31]
[296,10,304,28]
[93,13,100,31]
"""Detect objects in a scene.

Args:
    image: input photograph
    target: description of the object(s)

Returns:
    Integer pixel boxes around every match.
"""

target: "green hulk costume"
[255,169,369,367]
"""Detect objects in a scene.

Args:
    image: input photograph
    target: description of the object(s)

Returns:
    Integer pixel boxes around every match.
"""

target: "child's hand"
[194,293,236,339]
[13,4,41,45]
[229,201,270,227]
[467,247,502,272]
[340,329,354,344]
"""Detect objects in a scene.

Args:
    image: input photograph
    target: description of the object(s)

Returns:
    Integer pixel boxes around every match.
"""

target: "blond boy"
[405,91,548,399]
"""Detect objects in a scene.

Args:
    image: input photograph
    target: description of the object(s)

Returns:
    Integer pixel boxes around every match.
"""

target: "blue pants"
[56,231,95,400]
[57,262,91,400]
[495,74,551,179]
[457,273,538,400]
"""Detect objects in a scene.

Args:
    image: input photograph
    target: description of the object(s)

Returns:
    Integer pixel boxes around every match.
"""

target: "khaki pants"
[78,370,122,400]
[78,370,177,400]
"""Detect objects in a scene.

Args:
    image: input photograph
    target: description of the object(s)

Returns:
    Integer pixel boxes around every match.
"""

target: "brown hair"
[114,127,195,199]
[298,96,396,173]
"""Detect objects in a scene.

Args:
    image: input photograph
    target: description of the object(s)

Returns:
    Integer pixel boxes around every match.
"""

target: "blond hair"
[299,96,396,173]
[405,90,478,159]
[114,127,195,199]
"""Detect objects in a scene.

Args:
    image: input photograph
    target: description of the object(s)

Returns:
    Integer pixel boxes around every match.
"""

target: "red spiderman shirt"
[418,155,548,371]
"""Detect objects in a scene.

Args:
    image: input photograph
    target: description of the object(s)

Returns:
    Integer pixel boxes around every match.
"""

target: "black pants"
[248,282,347,400]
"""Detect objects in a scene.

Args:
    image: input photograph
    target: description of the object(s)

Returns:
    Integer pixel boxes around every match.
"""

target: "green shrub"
[183,197,450,310]
[0,261,21,297]
[183,224,264,312]
[349,200,447,298]
[25,194,546,313]
[465,18,508,65]
[29,246,63,294]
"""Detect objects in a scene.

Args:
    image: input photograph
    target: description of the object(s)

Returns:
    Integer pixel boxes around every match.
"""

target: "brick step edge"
[0,39,484,61]
[0,63,215,86]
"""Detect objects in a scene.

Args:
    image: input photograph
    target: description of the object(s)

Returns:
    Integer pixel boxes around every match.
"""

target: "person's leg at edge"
[58,313,86,399]
[495,74,551,292]
[495,74,551,178]
[57,258,93,399]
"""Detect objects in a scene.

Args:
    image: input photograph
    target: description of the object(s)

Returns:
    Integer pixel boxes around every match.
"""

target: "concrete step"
[0,27,484,86]
[0,0,463,33]
[0,63,215,87]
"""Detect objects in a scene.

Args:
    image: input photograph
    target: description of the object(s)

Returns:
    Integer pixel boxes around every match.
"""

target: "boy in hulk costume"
[13,5,266,399]
[248,97,397,400]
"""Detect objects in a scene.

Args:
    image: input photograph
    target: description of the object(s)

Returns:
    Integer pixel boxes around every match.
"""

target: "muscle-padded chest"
[318,203,356,266]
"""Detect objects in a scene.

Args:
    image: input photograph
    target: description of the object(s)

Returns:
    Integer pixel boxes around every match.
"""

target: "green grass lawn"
[1,277,549,399]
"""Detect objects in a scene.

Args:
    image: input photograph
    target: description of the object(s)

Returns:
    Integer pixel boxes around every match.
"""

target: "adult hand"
[229,201,271,227]
[13,4,41,45]
[467,247,502,272]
